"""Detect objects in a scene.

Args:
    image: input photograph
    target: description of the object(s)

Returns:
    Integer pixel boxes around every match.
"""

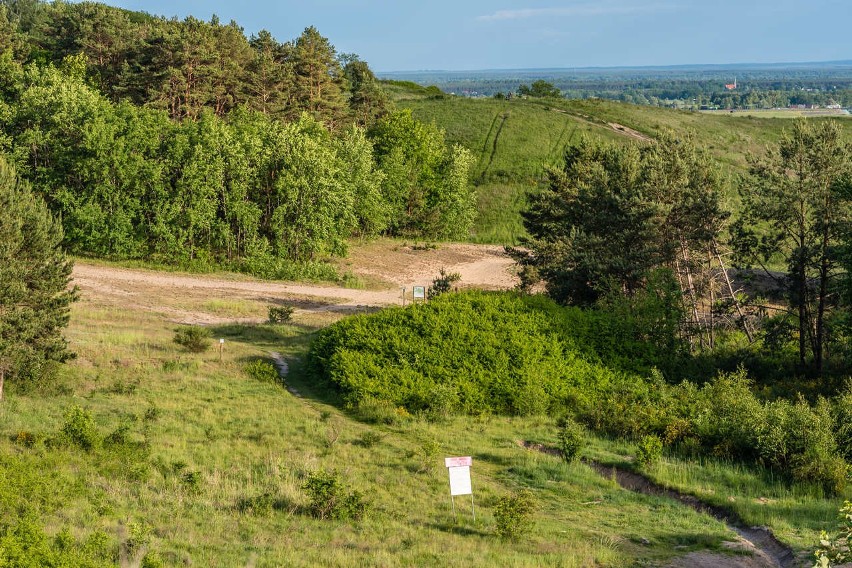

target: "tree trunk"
[815,237,830,374]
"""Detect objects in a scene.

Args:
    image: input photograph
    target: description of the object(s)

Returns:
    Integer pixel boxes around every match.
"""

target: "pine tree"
[0,156,76,400]
[289,26,347,127]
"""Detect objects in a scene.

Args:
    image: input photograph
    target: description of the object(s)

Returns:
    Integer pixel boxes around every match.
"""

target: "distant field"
[388,84,852,244]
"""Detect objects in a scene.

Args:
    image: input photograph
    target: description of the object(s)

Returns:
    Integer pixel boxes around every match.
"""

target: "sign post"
[218,338,224,363]
[413,286,426,303]
[445,456,475,522]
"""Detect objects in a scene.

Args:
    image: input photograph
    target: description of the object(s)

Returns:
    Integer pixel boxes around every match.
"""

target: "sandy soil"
[71,242,518,325]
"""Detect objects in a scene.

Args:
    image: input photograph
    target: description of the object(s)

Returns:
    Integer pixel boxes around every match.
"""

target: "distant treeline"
[384,68,852,109]
[0,1,475,273]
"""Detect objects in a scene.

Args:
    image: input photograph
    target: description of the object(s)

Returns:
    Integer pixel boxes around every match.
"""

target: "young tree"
[0,156,76,400]
[734,120,852,372]
[517,138,655,305]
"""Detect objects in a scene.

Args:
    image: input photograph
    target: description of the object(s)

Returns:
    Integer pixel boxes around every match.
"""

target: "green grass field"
[388,85,852,245]
[2,285,848,565]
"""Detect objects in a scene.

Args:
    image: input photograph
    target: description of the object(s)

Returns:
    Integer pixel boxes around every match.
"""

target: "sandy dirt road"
[72,243,518,325]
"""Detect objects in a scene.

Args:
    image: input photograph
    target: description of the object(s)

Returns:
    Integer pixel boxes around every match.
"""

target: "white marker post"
[219,338,224,363]
[445,456,475,522]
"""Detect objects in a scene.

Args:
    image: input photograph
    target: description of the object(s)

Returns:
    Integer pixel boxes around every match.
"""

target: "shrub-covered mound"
[309,291,851,494]
[309,291,656,416]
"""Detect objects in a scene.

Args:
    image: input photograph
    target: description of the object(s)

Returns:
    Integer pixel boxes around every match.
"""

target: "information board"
[445,456,473,496]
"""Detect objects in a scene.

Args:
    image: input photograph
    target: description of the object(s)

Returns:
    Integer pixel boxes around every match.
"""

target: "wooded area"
[0,0,476,270]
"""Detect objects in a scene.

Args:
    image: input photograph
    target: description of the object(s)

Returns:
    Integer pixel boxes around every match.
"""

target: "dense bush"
[173,326,211,353]
[556,416,585,463]
[636,435,663,467]
[60,406,100,451]
[267,305,295,324]
[245,360,280,384]
[494,490,536,540]
[302,469,369,521]
[309,291,655,417]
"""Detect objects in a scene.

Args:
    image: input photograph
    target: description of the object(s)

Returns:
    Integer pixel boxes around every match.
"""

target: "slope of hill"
[387,83,852,244]
[3,261,844,565]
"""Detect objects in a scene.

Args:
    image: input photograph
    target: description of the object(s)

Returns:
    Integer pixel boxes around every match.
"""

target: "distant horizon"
[377,59,852,76]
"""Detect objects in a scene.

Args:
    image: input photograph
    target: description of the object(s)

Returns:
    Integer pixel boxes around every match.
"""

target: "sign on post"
[445,456,475,521]
[413,286,426,302]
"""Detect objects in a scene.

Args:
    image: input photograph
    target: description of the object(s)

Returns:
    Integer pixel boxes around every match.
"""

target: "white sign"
[445,456,473,496]
[413,286,426,300]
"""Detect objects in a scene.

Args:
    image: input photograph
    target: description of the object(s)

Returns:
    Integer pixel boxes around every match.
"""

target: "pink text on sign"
[445,456,472,468]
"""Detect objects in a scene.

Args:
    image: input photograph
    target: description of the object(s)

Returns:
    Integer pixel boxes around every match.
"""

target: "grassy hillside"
[3,274,846,565]
[387,83,852,244]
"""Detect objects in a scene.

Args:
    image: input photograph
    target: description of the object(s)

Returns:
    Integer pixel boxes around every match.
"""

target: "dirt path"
[519,442,797,568]
[72,243,518,324]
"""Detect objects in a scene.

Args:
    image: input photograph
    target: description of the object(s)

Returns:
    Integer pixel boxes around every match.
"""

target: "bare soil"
[71,242,518,325]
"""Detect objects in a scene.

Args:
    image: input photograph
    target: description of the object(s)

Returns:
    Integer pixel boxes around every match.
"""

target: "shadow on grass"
[473,451,514,468]
[427,520,491,538]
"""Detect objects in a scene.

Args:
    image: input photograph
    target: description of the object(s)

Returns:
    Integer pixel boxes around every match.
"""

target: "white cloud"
[477,4,672,22]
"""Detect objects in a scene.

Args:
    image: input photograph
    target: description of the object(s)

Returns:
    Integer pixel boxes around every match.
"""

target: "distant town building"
[725,78,737,90]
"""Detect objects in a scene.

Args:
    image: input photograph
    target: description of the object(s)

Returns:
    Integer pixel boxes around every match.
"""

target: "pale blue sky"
[78,1,851,71]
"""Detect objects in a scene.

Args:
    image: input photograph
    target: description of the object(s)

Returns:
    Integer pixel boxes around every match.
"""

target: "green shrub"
[834,387,852,462]
[61,406,100,451]
[357,431,384,448]
[237,492,278,517]
[494,489,536,540]
[813,500,852,567]
[693,371,765,460]
[268,305,295,324]
[353,396,407,425]
[556,416,585,462]
[302,469,368,521]
[245,360,280,384]
[636,435,663,467]
[173,326,211,353]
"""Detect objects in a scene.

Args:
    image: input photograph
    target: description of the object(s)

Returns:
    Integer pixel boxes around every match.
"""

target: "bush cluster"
[309,291,851,494]
[308,291,663,417]
[302,469,369,521]
[494,490,536,540]
[173,326,211,353]
[572,370,849,494]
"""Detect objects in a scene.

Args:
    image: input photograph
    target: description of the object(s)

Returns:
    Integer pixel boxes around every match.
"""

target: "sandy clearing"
[72,243,518,325]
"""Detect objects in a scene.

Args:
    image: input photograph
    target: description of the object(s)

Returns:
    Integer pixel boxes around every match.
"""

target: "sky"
[77,0,852,72]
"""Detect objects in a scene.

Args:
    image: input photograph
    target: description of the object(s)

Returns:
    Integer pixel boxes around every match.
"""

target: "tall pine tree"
[0,155,76,400]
